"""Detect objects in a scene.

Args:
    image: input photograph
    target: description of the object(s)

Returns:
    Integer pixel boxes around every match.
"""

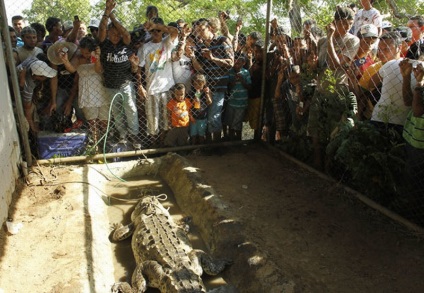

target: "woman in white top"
[60,36,109,148]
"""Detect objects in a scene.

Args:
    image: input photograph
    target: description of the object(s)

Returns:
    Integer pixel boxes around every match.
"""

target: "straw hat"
[47,41,78,65]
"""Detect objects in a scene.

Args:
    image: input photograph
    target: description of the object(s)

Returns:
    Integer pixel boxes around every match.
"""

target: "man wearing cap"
[62,20,74,39]
[348,23,379,116]
[308,6,360,170]
[139,17,179,144]
[394,26,413,57]
[13,26,43,65]
[17,57,57,132]
[88,19,100,39]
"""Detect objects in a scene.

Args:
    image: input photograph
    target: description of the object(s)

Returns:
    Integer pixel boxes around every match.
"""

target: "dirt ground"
[1,143,424,292]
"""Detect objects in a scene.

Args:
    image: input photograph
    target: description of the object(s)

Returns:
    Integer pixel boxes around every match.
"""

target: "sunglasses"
[150,29,161,33]
[89,27,98,32]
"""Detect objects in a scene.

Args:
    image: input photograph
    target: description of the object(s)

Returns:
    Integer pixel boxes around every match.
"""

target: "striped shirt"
[196,36,234,92]
[403,111,424,149]
[228,68,251,108]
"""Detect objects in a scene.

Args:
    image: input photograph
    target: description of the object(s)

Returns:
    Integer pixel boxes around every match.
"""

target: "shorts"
[82,104,110,121]
[190,118,207,136]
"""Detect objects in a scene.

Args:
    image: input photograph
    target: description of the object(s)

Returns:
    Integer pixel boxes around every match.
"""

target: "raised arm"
[109,12,131,45]
[400,58,414,107]
[98,0,116,43]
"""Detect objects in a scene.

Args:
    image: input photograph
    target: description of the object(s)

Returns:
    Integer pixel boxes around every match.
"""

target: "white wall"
[0,37,23,224]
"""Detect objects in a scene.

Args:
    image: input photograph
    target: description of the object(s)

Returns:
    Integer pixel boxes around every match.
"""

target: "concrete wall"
[0,38,23,224]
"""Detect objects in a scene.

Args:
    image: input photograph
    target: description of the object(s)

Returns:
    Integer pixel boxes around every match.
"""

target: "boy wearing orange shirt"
[164,83,193,146]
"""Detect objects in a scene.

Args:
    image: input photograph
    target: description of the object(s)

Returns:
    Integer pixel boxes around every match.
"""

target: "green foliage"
[23,0,91,25]
[326,121,406,203]
[19,0,424,38]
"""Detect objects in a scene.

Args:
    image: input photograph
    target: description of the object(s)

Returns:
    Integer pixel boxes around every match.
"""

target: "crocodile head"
[131,195,170,221]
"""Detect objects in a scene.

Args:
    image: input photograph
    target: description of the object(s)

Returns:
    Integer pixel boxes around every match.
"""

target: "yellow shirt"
[358,61,382,90]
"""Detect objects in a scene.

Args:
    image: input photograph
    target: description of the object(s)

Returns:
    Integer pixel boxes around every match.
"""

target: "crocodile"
[111,194,232,293]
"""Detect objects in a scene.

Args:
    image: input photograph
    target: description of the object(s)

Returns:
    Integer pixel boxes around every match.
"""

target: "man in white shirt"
[369,32,416,131]
[139,17,178,142]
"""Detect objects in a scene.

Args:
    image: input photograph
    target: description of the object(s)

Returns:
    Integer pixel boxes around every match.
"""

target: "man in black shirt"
[98,0,140,146]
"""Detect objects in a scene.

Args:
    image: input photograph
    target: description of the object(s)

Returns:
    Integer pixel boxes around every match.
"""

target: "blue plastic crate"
[37,131,87,159]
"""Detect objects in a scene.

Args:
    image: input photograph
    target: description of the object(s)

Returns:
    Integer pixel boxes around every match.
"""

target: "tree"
[23,0,91,25]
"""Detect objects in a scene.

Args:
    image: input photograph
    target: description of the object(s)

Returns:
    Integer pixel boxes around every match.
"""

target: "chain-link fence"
[2,0,424,227]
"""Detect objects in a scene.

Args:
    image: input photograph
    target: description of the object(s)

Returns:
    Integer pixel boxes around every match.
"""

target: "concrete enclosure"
[0,37,22,224]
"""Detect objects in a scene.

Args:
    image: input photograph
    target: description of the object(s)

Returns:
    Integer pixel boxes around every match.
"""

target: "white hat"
[359,24,379,38]
[63,20,74,32]
[30,61,57,78]
[88,19,100,29]
[382,20,392,29]
[47,41,78,65]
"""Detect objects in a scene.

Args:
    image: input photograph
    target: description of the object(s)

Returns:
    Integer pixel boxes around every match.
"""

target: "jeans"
[106,83,139,138]
[207,91,225,133]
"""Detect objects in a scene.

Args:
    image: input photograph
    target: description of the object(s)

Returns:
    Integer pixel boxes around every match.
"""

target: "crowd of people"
[3,0,424,192]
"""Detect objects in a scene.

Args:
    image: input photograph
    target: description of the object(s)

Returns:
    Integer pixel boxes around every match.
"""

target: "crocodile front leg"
[112,222,135,241]
[190,249,233,276]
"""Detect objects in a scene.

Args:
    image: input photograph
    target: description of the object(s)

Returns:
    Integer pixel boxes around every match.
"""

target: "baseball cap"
[88,19,100,29]
[21,26,37,36]
[30,60,57,78]
[63,20,73,32]
[47,41,78,65]
[382,20,393,29]
[359,24,379,38]
[394,26,413,42]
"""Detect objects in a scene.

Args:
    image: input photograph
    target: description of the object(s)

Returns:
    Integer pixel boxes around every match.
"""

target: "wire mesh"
[2,0,424,226]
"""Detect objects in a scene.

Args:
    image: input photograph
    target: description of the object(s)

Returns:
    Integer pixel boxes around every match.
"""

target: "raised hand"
[105,0,116,15]
[399,58,413,78]
[413,62,424,83]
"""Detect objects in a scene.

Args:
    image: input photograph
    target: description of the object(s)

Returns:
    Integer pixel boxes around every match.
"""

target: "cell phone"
[237,16,243,24]
[74,15,79,21]
[61,47,69,54]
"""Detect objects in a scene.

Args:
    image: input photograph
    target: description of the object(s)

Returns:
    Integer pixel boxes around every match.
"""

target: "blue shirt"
[227,68,251,108]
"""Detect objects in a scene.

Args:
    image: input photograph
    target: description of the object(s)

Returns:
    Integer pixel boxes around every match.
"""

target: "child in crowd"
[224,55,251,140]
[164,83,193,147]
[189,73,212,144]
